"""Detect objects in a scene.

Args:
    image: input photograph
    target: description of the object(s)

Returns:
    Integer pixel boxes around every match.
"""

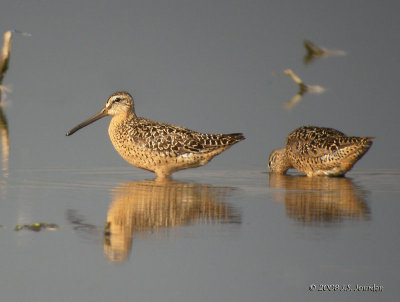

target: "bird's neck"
[111,111,136,124]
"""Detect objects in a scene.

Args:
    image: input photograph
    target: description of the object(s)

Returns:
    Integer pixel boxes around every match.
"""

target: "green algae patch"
[14,222,59,232]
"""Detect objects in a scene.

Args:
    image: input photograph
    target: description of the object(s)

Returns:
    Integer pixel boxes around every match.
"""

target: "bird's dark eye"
[114,97,121,103]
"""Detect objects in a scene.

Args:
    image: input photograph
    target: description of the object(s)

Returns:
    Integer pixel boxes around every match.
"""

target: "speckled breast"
[107,120,159,172]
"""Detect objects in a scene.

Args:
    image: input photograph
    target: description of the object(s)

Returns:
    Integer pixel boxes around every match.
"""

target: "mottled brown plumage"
[268,126,373,176]
[66,91,244,178]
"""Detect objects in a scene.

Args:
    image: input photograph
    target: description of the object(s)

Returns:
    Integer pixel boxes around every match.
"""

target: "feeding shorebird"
[66,91,245,179]
[268,126,373,176]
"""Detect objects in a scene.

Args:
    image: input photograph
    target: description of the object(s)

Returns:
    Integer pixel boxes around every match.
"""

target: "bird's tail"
[223,133,245,145]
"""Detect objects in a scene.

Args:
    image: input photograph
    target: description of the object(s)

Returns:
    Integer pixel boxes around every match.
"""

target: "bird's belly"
[118,146,161,172]
[291,156,347,177]
[308,167,346,177]
[109,136,210,173]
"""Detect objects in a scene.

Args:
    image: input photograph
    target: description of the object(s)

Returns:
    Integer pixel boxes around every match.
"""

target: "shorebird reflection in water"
[66,91,245,179]
[268,174,370,224]
[0,29,32,176]
[283,69,326,110]
[268,126,374,176]
[104,179,241,262]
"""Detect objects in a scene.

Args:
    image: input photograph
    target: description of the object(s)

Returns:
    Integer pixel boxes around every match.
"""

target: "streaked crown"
[268,148,291,174]
[105,91,135,116]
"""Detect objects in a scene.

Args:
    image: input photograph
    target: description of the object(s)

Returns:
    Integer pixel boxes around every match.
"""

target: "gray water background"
[0,1,399,301]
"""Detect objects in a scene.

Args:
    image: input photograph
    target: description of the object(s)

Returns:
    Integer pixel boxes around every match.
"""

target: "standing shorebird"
[268,126,373,176]
[66,91,245,179]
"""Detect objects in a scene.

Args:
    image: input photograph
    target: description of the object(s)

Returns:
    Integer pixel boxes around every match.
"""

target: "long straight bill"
[66,108,108,136]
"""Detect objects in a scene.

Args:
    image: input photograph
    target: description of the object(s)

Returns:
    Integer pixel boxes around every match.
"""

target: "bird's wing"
[130,118,244,155]
[286,126,352,158]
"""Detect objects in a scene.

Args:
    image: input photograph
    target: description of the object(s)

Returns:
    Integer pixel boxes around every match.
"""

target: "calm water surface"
[0,168,398,302]
[0,1,400,301]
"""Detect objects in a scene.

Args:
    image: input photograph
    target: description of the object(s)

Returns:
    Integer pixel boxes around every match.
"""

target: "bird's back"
[285,126,373,176]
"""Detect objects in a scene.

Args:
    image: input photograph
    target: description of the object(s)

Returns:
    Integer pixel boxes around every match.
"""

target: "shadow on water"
[66,209,99,242]
[66,179,242,262]
[267,174,370,225]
